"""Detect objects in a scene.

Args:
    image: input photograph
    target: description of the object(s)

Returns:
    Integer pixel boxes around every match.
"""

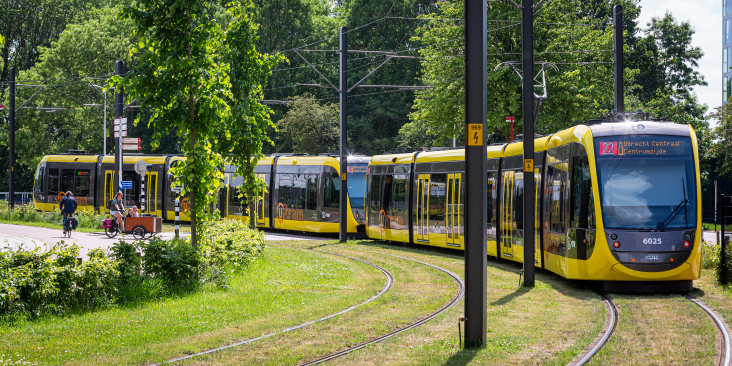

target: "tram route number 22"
[599,141,618,155]
[467,124,483,146]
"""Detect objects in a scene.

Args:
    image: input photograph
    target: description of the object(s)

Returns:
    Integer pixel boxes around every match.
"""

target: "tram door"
[104,170,115,207]
[145,172,158,216]
[501,170,515,257]
[256,173,266,226]
[446,173,462,247]
[416,174,430,242]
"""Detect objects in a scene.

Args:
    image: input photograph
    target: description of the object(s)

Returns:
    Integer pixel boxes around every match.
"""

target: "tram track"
[160,243,464,365]
[159,245,394,365]
[569,291,619,366]
[297,249,465,366]
[686,295,731,366]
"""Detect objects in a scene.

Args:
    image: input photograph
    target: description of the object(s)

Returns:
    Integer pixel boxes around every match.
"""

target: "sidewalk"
[0,223,323,259]
[0,223,189,258]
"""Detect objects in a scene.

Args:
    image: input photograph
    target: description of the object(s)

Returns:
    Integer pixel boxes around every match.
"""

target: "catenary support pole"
[463,0,487,348]
[115,61,124,195]
[8,68,15,209]
[614,4,624,113]
[7,69,15,208]
[521,0,535,287]
[339,26,348,243]
[103,89,107,155]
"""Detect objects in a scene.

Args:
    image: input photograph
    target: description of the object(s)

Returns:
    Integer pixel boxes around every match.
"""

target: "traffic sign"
[123,138,141,144]
[113,117,127,125]
[114,124,127,131]
[123,144,141,150]
[120,181,133,189]
[114,131,128,137]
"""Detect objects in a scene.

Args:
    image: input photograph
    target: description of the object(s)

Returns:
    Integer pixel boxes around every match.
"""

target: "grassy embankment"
[0,240,608,366]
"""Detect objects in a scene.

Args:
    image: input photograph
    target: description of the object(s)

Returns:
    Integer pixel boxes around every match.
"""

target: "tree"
[0,6,141,192]
[403,0,615,146]
[222,0,283,227]
[710,103,732,180]
[0,0,106,95]
[627,11,706,104]
[118,0,232,247]
[277,94,339,155]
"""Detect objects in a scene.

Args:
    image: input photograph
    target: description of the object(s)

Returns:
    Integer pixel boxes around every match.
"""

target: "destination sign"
[347,165,368,174]
[595,136,690,158]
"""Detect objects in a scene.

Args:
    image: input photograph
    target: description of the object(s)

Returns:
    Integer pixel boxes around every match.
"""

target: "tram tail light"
[613,241,621,248]
[683,240,690,248]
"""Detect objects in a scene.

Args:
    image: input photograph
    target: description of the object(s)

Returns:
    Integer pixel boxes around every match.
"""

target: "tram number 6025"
[643,238,662,245]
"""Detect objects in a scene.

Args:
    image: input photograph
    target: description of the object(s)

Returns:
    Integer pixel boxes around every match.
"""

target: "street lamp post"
[92,85,111,155]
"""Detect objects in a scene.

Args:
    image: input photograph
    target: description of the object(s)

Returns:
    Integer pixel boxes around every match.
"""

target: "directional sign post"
[122,144,141,150]
[120,181,133,190]
[123,138,141,144]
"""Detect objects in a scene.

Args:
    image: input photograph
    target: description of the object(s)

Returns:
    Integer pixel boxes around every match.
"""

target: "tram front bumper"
[609,262,693,281]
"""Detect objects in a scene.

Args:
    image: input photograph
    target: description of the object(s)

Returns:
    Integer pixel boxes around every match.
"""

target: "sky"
[637,0,720,115]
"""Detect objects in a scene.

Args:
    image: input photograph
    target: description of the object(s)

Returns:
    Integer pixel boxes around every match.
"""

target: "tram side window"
[48,168,60,197]
[369,174,382,213]
[323,171,340,208]
[230,175,245,211]
[307,175,318,210]
[60,169,74,195]
[513,170,524,228]
[75,170,91,197]
[429,174,447,221]
[34,164,46,194]
[391,176,407,214]
[571,149,595,229]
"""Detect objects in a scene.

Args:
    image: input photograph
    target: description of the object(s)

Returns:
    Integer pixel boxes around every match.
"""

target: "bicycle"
[62,214,78,238]
[103,211,148,240]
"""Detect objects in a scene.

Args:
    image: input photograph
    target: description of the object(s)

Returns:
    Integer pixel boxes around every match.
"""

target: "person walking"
[59,191,77,234]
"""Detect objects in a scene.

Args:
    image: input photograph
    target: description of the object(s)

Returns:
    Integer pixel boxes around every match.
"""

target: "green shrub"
[0,218,266,321]
[140,237,199,291]
[199,219,265,270]
[702,240,719,270]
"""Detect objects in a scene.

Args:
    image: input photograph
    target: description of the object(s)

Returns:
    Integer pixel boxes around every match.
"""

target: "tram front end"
[591,122,701,292]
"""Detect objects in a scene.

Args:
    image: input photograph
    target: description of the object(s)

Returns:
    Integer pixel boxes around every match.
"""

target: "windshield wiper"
[656,198,689,232]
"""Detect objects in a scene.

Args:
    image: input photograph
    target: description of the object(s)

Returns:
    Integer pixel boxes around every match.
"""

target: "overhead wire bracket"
[494,60,557,124]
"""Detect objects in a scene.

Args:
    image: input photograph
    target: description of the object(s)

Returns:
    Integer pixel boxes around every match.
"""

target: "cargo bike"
[103,212,163,240]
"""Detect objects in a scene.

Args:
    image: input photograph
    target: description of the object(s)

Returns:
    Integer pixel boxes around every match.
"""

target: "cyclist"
[59,191,77,234]
[110,191,126,228]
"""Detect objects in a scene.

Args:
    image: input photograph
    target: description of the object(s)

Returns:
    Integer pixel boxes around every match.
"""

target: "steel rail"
[571,291,618,366]
[158,247,394,365]
[687,296,731,366]
[298,249,465,366]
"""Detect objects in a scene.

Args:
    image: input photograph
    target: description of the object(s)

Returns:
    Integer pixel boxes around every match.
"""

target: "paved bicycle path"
[0,223,322,258]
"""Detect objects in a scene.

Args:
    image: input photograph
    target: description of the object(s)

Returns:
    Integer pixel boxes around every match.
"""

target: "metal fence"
[0,192,33,205]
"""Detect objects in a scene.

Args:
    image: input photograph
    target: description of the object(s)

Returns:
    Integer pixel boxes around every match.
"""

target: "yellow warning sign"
[342,173,347,180]
[467,124,483,146]
[524,159,534,172]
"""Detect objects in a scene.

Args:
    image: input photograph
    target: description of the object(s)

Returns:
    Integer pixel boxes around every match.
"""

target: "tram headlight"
[683,240,690,248]
[613,241,621,248]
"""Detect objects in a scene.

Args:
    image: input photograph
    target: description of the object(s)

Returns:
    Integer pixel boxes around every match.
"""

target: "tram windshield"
[594,135,697,230]
[347,164,368,209]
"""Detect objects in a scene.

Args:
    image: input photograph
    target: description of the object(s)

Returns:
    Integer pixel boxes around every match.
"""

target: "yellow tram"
[365,121,702,290]
[32,153,369,236]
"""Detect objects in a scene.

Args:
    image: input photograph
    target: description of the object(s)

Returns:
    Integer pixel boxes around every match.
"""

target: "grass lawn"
[178,241,605,366]
[588,293,716,365]
[0,242,384,365]
[1,239,613,366]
